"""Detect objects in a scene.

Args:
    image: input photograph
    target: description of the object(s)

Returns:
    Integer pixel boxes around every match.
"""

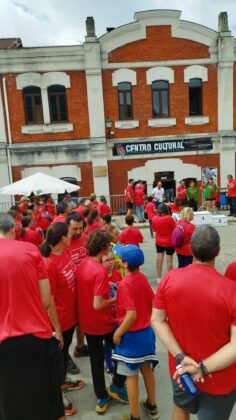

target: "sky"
[1,0,236,47]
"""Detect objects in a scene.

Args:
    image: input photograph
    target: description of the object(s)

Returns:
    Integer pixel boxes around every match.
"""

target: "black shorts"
[126,201,134,209]
[0,335,64,420]
[171,378,236,420]
[156,244,175,255]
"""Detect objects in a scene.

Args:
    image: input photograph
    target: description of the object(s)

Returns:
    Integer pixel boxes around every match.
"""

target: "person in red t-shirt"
[85,209,101,234]
[225,261,236,282]
[90,193,99,209]
[145,196,156,238]
[0,213,65,420]
[65,212,89,363]
[152,225,236,420]
[134,183,145,223]
[8,205,22,240]
[52,202,69,224]
[98,196,111,217]
[19,215,43,247]
[175,207,196,268]
[227,174,236,217]
[41,222,85,416]
[34,200,52,234]
[19,196,30,214]
[176,180,188,206]
[118,215,143,247]
[125,178,134,216]
[76,230,127,414]
[102,251,122,374]
[112,244,159,420]
[152,203,176,282]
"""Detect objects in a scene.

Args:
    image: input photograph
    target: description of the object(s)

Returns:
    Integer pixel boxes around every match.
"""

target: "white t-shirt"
[152,187,165,202]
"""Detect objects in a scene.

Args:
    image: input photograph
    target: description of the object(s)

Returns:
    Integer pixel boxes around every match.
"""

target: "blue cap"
[113,244,144,266]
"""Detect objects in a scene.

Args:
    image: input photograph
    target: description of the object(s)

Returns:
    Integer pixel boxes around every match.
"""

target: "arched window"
[118,82,133,120]
[189,78,202,115]
[48,85,68,123]
[152,81,169,118]
[23,86,43,124]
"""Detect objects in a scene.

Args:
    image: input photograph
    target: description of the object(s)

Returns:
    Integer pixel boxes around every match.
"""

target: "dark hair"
[100,195,107,203]
[40,222,68,257]
[128,179,134,183]
[56,202,68,215]
[191,225,220,262]
[83,208,90,218]
[0,212,15,234]
[102,214,111,224]
[86,230,111,256]
[174,198,182,206]
[20,216,32,238]
[87,209,98,226]
[127,264,139,272]
[8,206,20,220]
[125,215,134,225]
[65,212,83,225]
[157,203,170,215]
[10,205,20,212]
[147,195,153,202]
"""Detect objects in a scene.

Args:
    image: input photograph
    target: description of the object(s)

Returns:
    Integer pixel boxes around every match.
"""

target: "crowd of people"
[0,179,236,420]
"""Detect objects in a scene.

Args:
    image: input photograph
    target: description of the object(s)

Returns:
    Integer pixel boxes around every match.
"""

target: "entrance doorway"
[154,171,175,202]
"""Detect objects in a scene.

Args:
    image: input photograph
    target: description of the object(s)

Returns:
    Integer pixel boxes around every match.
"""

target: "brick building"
[0,10,235,203]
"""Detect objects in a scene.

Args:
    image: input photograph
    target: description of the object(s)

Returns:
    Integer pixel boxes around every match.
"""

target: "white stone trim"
[0,86,7,142]
[146,67,174,84]
[115,120,139,129]
[148,118,176,128]
[21,123,73,134]
[184,65,208,83]
[185,116,209,125]
[16,71,70,90]
[112,69,137,86]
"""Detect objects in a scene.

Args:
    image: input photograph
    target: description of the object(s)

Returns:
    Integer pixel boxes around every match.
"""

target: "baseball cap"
[21,196,30,202]
[113,244,144,266]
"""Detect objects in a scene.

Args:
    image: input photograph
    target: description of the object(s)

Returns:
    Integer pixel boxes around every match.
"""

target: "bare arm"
[47,297,64,348]
[93,295,116,310]
[38,278,51,310]
[113,310,137,344]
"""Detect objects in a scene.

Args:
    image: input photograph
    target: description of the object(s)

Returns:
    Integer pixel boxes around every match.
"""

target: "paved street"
[68,222,236,419]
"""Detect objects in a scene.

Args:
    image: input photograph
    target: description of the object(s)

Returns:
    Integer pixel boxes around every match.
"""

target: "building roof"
[0,38,23,49]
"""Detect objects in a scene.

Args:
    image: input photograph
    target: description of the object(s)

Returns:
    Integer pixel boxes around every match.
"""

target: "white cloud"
[1,0,236,46]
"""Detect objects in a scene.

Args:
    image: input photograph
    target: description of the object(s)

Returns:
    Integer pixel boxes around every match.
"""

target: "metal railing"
[0,194,127,215]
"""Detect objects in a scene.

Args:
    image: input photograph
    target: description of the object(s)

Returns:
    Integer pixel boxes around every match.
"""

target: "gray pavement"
[68,222,236,419]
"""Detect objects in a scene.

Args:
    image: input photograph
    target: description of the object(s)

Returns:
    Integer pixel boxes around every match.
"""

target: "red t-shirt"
[35,209,51,231]
[98,203,111,216]
[0,239,52,343]
[225,262,236,281]
[108,269,122,286]
[168,203,180,214]
[74,205,86,218]
[175,221,196,256]
[176,186,187,200]
[145,202,156,220]
[116,271,154,331]
[46,201,56,217]
[67,234,87,266]
[52,215,66,223]
[19,203,28,214]
[125,184,134,203]
[154,264,236,394]
[118,226,144,247]
[44,252,77,331]
[20,229,43,247]
[152,215,176,247]
[134,189,144,206]
[85,221,101,234]
[227,179,236,197]
[77,256,114,335]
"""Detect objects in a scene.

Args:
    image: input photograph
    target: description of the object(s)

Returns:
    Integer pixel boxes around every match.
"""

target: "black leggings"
[86,331,126,399]
[0,335,64,420]
[62,325,76,378]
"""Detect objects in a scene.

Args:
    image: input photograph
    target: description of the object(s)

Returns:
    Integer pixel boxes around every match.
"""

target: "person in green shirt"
[187,180,198,211]
[200,177,218,213]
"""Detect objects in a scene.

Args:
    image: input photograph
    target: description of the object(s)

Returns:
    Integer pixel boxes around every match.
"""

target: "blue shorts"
[117,361,151,376]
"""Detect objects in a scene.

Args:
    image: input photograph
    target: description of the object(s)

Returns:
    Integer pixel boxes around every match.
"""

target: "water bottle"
[176,364,198,396]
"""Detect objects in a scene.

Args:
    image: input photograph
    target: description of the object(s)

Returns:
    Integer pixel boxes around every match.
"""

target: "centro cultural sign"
[112,138,213,156]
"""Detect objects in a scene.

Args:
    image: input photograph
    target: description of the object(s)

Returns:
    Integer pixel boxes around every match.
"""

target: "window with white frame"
[23,86,43,124]
[189,78,202,116]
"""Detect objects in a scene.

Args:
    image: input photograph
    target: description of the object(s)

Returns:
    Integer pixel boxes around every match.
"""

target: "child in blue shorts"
[112,244,159,420]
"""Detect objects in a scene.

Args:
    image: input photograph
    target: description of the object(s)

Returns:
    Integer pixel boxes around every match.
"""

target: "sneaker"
[108,384,128,403]
[62,378,86,392]
[105,367,114,377]
[63,391,77,416]
[67,354,80,375]
[73,344,89,357]
[95,396,113,414]
[140,399,159,419]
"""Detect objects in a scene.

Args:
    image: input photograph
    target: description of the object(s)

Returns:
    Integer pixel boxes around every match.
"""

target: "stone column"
[84,17,110,197]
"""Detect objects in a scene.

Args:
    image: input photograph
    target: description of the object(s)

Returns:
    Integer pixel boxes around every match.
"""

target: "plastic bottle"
[176,364,198,396]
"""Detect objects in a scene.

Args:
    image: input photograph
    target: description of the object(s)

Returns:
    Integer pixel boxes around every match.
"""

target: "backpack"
[171,223,187,248]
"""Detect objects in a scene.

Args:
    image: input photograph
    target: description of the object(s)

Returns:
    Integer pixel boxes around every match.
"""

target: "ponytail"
[40,222,68,258]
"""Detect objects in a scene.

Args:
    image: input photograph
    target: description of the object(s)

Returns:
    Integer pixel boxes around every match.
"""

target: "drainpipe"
[2,77,13,184]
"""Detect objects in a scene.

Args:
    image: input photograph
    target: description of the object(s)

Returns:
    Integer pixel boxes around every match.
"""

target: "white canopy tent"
[0,172,80,196]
